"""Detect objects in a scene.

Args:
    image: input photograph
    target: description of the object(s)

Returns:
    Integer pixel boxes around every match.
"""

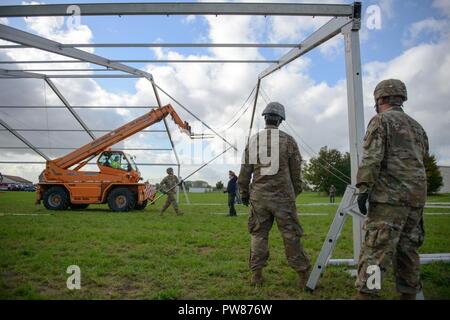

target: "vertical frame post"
[342,21,365,263]
[148,78,182,202]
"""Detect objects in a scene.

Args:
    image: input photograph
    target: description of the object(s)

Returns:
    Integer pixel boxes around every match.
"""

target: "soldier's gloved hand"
[241,197,249,207]
[357,193,369,215]
[177,180,184,186]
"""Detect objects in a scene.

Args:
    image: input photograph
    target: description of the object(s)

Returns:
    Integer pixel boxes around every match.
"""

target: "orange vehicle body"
[36,104,191,211]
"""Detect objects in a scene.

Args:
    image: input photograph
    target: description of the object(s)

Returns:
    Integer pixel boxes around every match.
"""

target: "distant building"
[189,187,213,193]
[0,174,33,190]
[184,180,213,193]
[1,175,33,185]
[439,166,450,194]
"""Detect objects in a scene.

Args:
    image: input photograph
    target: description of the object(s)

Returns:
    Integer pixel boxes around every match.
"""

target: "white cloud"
[363,32,450,164]
[433,0,450,17]
[403,17,449,46]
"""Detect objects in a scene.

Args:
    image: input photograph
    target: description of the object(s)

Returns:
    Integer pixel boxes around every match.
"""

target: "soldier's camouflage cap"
[374,79,408,101]
[262,102,286,120]
[166,167,174,174]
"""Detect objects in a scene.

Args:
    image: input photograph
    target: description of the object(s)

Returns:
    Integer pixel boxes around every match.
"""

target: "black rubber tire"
[107,187,135,212]
[70,204,89,210]
[134,200,148,210]
[43,186,69,210]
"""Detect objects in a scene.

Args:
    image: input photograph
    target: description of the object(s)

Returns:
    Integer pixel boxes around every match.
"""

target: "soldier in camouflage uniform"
[355,79,429,300]
[159,167,183,216]
[238,102,311,288]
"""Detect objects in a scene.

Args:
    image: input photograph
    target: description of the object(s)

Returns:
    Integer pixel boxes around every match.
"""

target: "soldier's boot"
[400,293,416,300]
[353,291,376,300]
[297,269,310,290]
[251,269,264,286]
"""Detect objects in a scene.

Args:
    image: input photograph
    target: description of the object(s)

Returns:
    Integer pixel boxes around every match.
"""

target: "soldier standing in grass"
[355,79,429,300]
[329,184,336,203]
[238,102,311,289]
[224,170,238,216]
[159,167,183,216]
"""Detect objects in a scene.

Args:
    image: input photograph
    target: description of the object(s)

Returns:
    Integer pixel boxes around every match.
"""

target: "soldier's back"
[372,107,428,207]
[248,128,299,202]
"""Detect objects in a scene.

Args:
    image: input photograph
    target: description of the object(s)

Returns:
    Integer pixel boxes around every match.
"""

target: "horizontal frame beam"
[0,147,172,151]
[0,129,166,133]
[0,68,46,79]
[0,43,299,49]
[0,3,354,18]
[0,73,140,79]
[0,106,158,109]
[0,24,152,79]
[0,161,179,166]
[259,16,352,79]
[0,59,278,64]
[5,69,116,72]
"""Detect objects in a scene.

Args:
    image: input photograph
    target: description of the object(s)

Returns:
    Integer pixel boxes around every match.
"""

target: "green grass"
[0,191,449,300]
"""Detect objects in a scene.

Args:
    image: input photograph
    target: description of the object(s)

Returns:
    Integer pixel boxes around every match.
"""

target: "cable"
[259,85,270,104]
[282,122,350,184]
[151,146,234,204]
[154,83,237,151]
[219,88,257,132]
[257,84,351,183]
[217,85,256,132]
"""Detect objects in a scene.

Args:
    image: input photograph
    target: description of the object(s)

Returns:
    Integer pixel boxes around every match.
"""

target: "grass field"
[0,191,449,300]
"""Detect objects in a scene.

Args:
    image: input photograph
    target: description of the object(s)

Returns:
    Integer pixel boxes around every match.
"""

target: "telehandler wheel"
[107,187,136,212]
[43,186,69,210]
[134,200,148,210]
[69,204,89,210]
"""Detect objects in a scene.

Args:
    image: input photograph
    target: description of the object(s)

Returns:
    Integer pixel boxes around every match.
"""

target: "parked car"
[23,185,36,192]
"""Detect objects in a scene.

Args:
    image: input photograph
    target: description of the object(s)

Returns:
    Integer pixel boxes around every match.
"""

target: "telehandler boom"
[36,104,191,212]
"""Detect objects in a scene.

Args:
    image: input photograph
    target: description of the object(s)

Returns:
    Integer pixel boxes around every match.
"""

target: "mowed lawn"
[0,191,449,300]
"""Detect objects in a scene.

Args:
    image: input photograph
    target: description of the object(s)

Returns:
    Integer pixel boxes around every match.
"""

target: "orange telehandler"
[36,104,191,212]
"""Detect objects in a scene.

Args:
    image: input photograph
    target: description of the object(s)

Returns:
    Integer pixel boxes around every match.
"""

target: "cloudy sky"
[0,0,449,185]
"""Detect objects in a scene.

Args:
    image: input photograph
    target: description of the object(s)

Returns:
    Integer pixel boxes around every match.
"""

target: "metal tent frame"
[0,2,446,266]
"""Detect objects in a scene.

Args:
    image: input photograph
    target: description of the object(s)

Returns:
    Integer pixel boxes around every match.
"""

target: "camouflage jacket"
[238,125,303,202]
[356,106,429,207]
[160,174,179,194]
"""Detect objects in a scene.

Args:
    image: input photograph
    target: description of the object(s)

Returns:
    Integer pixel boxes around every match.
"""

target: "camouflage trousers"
[356,202,425,294]
[248,200,310,272]
[160,193,181,215]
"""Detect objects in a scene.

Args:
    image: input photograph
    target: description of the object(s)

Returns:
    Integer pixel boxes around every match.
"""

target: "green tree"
[303,146,351,195]
[216,181,224,191]
[424,154,443,194]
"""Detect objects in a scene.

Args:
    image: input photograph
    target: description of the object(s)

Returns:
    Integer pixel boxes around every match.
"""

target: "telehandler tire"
[107,187,135,212]
[43,186,69,210]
